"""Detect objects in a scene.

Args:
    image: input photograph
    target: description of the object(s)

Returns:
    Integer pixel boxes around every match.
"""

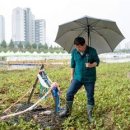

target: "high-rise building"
[0,15,5,43]
[35,19,46,44]
[24,8,35,43]
[12,7,37,44]
[12,7,25,43]
[12,7,46,45]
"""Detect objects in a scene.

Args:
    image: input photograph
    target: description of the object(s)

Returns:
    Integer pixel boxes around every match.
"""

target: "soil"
[2,102,64,130]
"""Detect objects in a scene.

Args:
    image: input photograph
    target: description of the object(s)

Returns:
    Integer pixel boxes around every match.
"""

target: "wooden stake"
[27,64,44,104]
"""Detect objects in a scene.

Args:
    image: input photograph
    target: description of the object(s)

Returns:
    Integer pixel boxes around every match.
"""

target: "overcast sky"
[0,0,130,47]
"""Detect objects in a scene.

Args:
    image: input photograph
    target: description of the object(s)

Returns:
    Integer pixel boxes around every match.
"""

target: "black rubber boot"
[59,101,73,118]
[87,105,94,123]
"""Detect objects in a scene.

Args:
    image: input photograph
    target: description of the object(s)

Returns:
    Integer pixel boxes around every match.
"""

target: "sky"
[0,0,130,47]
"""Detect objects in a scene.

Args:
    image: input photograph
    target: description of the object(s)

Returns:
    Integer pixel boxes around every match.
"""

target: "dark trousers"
[66,79,95,106]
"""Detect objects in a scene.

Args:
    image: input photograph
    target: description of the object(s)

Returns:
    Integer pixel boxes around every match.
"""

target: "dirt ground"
[2,103,64,130]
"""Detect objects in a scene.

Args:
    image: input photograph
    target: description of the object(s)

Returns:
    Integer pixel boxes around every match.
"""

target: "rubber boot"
[87,105,94,123]
[59,101,73,118]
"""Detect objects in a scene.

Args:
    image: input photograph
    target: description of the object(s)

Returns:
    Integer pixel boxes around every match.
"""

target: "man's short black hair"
[74,37,85,46]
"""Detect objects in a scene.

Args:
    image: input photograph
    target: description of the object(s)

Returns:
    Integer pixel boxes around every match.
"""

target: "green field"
[0,62,130,130]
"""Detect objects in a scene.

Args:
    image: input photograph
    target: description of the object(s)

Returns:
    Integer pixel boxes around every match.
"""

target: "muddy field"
[1,102,64,130]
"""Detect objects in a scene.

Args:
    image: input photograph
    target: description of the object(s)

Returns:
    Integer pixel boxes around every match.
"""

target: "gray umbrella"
[55,16,125,54]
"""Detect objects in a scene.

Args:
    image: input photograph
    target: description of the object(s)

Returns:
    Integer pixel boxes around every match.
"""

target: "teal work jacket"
[71,46,100,82]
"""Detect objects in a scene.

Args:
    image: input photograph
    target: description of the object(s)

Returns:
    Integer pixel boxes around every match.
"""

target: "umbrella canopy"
[55,16,125,54]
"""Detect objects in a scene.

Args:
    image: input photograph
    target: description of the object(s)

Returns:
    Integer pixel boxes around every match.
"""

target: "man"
[59,37,100,123]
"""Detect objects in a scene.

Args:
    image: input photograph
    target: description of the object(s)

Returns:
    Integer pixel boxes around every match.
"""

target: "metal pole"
[87,25,90,46]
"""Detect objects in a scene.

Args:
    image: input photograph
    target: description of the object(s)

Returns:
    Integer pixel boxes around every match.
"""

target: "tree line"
[0,40,66,53]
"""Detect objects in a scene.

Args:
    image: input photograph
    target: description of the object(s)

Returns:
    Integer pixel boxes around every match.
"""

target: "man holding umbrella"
[59,37,100,123]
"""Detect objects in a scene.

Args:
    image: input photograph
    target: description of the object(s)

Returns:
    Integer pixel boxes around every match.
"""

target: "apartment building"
[12,7,46,45]
[0,15,5,43]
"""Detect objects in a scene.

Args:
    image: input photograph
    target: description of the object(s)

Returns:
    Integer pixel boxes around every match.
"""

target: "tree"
[24,42,31,50]
[32,43,37,49]
[37,43,44,50]
[8,39,14,50]
[1,40,7,48]
[43,43,48,50]
[18,42,24,51]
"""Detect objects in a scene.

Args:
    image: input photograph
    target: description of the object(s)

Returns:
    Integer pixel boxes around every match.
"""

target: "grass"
[0,62,130,129]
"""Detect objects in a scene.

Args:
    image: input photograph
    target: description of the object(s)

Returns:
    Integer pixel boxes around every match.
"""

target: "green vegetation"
[0,62,130,129]
[0,40,66,53]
